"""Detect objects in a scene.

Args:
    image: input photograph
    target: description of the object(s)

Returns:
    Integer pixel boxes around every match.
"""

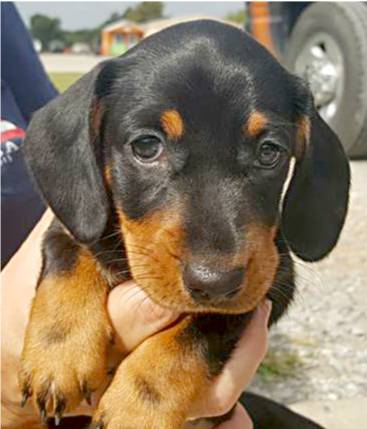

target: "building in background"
[101,20,144,56]
[101,16,240,56]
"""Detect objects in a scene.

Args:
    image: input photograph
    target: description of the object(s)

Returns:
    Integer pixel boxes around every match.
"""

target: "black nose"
[183,264,245,303]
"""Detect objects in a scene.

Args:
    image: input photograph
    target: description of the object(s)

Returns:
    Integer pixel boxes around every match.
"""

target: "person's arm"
[1,211,270,428]
[1,3,58,123]
[1,4,59,268]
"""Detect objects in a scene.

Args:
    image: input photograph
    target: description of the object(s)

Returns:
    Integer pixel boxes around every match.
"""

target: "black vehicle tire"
[286,2,367,157]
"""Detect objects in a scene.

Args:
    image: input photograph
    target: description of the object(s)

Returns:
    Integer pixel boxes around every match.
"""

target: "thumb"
[107,281,179,353]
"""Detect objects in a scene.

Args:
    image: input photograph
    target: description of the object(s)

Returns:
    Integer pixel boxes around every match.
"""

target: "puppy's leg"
[92,318,206,429]
[19,240,112,422]
[93,314,249,429]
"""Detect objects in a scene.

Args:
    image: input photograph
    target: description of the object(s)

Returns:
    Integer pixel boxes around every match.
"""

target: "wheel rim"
[294,33,344,122]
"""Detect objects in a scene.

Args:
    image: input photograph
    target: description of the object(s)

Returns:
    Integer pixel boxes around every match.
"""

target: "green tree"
[103,12,124,26]
[30,14,63,50]
[123,2,164,23]
[225,10,246,26]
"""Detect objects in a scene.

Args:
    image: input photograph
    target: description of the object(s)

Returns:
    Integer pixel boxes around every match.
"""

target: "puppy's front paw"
[92,374,180,429]
[20,343,105,424]
[91,320,206,429]
[91,367,170,429]
[19,302,112,423]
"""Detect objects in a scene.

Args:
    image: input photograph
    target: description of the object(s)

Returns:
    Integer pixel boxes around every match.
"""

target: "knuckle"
[214,395,238,417]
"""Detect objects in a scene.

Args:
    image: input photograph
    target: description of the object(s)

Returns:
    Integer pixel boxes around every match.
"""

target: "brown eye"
[131,136,163,163]
[257,142,282,167]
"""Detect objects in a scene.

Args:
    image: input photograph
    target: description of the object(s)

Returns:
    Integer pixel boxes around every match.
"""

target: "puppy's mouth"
[123,248,279,315]
[118,208,279,314]
[127,254,277,315]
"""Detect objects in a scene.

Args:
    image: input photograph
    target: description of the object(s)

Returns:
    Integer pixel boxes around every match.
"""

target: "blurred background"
[16,2,246,87]
[16,1,367,158]
[5,2,367,428]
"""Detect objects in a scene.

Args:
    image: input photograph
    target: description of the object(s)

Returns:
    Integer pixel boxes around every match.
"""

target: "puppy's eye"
[257,142,283,168]
[131,136,163,163]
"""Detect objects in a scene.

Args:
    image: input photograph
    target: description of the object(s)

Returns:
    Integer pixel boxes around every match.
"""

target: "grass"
[48,72,82,93]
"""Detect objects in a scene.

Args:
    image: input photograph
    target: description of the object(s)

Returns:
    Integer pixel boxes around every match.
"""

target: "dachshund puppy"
[19,20,349,429]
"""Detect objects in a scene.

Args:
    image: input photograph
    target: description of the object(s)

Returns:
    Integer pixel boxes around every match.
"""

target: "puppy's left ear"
[282,96,350,261]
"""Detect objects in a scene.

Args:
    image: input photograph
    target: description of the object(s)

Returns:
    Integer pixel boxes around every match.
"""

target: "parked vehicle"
[33,39,42,53]
[71,42,92,55]
[246,1,367,157]
[48,39,65,53]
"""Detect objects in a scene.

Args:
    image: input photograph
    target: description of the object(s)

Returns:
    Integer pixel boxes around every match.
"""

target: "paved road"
[40,53,107,73]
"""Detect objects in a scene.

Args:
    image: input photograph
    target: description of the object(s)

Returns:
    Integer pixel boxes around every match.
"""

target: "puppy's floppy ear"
[282,92,350,261]
[23,64,110,243]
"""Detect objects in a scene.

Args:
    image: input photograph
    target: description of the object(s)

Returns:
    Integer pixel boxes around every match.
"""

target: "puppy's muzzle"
[183,264,245,304]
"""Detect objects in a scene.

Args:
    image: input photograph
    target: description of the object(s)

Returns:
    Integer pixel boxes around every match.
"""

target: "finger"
[210,300,271,412]
[73,283,180,416]
[107,281,180,352]
[215,403,253,429]
[211,300,271,414]
[190,300,271,419]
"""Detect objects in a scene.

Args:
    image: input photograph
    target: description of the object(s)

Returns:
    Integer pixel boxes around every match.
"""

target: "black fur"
[39,220,79,280]
[24,20,350,260]
[282,109,350,260]
[23,20,348,428]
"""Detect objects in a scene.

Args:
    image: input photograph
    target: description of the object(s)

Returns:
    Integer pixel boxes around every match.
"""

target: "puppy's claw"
[54,413,61,426]
[37,394,48,424]
[85,392,92,406]
[20,390,30,407]
[94,420,104,429]
[54,397,66,425]
[82,382,92,406]
[40,408,48,424]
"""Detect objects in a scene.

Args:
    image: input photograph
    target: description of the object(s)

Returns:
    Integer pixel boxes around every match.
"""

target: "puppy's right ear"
[23,64,111,243]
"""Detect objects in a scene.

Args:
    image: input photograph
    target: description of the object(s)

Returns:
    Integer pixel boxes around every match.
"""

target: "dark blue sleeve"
[1,2,58,122]
[1,3,58,268]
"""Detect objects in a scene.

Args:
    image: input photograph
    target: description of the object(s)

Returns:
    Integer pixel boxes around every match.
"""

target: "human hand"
[186,300,271,429]
[0,211,179,427]
[1,211,270,429]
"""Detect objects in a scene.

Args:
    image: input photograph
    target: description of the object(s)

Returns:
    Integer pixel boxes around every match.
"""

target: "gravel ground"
[251,161,367,404]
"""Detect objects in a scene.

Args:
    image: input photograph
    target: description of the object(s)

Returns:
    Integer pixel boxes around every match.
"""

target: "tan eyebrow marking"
[244,111,268,137]
[295,116,311,158]
[160,109,184,140]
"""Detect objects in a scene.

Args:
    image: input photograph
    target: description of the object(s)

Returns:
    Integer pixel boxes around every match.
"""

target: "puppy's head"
[24,20,350,313]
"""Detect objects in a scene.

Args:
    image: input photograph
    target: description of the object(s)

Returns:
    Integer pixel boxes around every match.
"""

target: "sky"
[16,1,244,30]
